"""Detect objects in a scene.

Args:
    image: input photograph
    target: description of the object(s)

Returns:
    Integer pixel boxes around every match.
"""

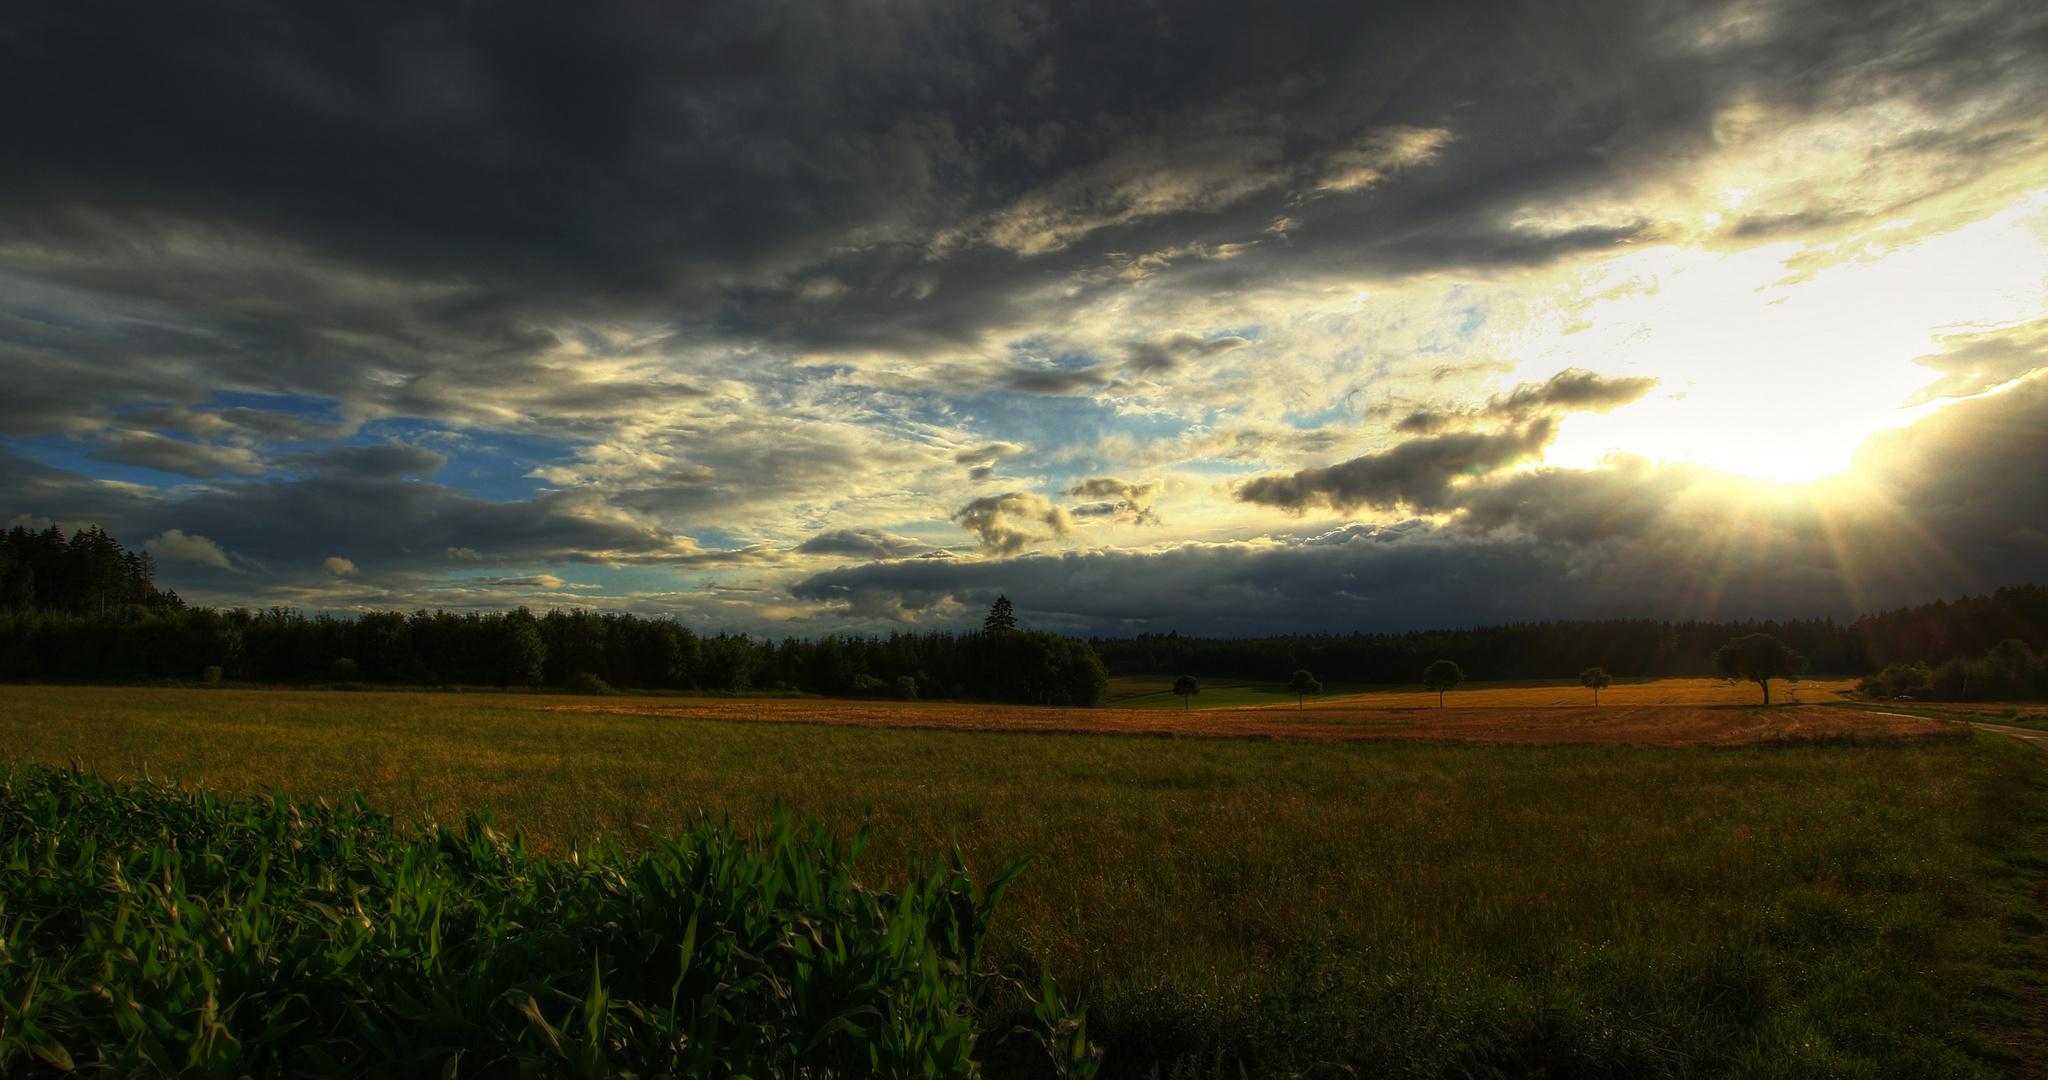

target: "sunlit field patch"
[1110,674,1862,710]
[1,683,2042,1077]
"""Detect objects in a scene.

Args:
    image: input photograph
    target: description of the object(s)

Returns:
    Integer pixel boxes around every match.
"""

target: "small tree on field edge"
[1713,633,1808,705]
[1422,660,1464,707]
[1580,666,1612,705]
[1287,670,1322,710]
[1173,675,1199,710]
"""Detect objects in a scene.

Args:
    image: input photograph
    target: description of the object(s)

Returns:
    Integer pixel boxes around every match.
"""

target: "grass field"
[3,683,2045,1077]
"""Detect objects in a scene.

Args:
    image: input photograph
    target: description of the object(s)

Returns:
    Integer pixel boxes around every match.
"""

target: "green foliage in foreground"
[0,764,1094,1078]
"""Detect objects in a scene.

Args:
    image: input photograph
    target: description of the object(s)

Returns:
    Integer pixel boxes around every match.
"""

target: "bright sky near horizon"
[3,0,2046,636]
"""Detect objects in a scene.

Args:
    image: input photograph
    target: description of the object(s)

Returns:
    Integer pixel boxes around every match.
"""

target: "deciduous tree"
[1422,660,1463,707]
[1713,633,1807,704]
[1580,666,1611,705]
[1287,669,1321,710]
[1173,675,1199,710]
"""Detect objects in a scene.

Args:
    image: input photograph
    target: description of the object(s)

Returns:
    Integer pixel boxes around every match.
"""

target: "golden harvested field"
[559,694,1944,745]
[1284,674,1862,709]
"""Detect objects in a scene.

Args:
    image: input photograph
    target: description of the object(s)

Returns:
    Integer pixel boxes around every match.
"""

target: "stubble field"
[1,681,2043,1078]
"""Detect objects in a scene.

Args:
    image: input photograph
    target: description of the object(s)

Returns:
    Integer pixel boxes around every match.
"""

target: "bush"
[566,670,616,695]
[0,764,1096,1078]
[200,665,222,685]
[327,657,362,681]
[1865,662,1933,699]
[896,674,920,700]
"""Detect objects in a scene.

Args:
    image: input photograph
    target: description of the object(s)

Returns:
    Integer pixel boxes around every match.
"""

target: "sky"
[3,0,2046,637]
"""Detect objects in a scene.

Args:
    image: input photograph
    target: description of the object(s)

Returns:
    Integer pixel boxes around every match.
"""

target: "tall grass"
[0,763,1094,1078]
[1,687,2044,1077]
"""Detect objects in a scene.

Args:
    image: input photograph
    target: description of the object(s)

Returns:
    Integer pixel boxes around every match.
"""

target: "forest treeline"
[1091,584,2048,691]
[3,524,2045,700]
[0,526,1107,705]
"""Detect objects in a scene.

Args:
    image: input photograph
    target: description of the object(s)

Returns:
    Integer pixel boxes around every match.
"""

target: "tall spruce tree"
[983,594,1018,634]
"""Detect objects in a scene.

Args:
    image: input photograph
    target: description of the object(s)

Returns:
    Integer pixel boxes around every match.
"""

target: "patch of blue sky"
[347,419,573,502]
[199,390,344,421]
[1283,404,1357,430]
[949,389,1187,464]
[679,526,748,550]
[536,562,696,597]
[1173,458,1270,479]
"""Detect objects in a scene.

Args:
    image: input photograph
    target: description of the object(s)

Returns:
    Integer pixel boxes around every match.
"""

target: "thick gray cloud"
[1239,420,1559,513]
[952,492,1075,557]
[90,432,268,479]
[1395,369,1660,434]
[1123,332,1252,375]
[1062,476,1164,524]
[795,529,936,560]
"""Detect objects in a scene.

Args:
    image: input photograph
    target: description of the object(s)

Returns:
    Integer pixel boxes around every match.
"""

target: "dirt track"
[546,698,1955,746]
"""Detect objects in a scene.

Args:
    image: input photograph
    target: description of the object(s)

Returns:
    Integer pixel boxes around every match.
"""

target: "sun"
[1511,193,2048,485]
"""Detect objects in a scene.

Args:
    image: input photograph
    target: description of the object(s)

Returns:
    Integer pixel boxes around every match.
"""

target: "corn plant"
[0,763,1097,1078]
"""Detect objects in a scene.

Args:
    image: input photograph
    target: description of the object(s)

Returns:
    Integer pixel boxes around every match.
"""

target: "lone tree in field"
[1421,660,1464,707]
[1580,666,1612,705]
[1173,675,1199,709]
[983,594,1018,634]
[1713,633,1808,704]
[1287,669,1322,710]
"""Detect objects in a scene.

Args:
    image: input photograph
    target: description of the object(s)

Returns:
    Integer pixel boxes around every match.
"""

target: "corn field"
[0,763,1097,1078]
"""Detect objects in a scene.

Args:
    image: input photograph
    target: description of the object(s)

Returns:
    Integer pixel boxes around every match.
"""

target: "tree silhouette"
[1286,669,1321,710]
[1421,660,1464,707]
[1580,666,1612,705]
[983,595,1018,634]
[1713,633,1808,704]
[1173,675,1199,709]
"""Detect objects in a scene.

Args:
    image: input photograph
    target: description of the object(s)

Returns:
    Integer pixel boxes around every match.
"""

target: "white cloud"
[144,529,232,569]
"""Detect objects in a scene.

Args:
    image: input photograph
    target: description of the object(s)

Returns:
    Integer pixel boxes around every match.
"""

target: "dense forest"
[3,524,2045,700]
[0,526,1107,705]
[1090,585,2048,700]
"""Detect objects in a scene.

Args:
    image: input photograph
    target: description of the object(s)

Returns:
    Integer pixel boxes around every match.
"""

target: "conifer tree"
[983,594,1018,634]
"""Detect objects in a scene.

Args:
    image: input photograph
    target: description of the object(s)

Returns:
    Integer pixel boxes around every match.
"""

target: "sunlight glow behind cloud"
[1524,190,2048,482]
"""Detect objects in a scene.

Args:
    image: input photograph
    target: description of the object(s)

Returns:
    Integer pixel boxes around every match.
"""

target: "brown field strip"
[552,693,1952,745]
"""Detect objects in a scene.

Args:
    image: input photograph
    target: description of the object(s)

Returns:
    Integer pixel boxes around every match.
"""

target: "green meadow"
[3,684,2046,1077]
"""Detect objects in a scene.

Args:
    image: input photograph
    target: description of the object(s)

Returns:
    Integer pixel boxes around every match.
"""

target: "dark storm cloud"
[1238,419,1558,513]
[1002,366,1110,395]
[796,376,2048,634]
[795,529,936,560]
[1061,476,1163,524]
[952,492,1075,556]
[1123,332,1252,376]
[1395,369,1660,434]
[281,443,449,480]
[7,0,2035,390]
[89,432,268,479]
[1245,369,1660,512]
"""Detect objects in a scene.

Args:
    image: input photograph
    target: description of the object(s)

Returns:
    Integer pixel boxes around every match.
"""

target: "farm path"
[1964,721,2048,751]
